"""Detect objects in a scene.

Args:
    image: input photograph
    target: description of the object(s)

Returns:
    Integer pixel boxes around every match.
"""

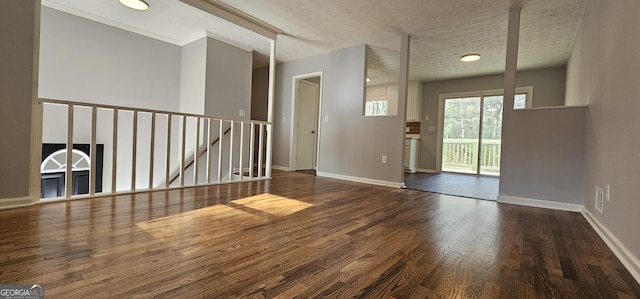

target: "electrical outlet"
[606,184,611,202]
[381,155,387,164]
[595,186,604,214]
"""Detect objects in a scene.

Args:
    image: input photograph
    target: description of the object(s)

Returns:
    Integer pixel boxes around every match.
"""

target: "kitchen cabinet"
[365,82,421,120]
[406,83,422,122]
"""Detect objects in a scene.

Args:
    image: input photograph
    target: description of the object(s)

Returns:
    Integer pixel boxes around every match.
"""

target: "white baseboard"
[416,168,438,173]
[581,209,640,285]
[316,171,403,188]
[0,197,33,210]
[497,195,583,212]
[271,165,291,171]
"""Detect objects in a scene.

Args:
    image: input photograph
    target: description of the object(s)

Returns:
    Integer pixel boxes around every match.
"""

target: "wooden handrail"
[167,126,232,185]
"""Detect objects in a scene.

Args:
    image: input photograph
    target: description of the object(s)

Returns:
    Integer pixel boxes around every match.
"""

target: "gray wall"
[204,38,252,120]
[39,7,181,110]
[566,0,640,264]
[499,107,586,204]
[274,45,404,184]
[38,7,182,192]
[251,66,269,121]
[0,0,40,202]
[180,38,207,114]
[419,66,567,170]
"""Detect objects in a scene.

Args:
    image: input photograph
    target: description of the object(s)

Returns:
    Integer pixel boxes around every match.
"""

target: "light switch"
[239,109,246,117]
[324,115,329,122]
[282,116,286,123]
[428,126,436,132]
[425,115,430,121]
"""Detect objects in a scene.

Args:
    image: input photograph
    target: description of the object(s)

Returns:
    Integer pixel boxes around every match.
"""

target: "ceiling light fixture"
[366,77,372,82]
[460,54,481,62]
[119,0,149,11]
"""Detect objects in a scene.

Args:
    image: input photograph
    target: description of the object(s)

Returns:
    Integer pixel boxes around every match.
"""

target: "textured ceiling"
[42,0,590,83]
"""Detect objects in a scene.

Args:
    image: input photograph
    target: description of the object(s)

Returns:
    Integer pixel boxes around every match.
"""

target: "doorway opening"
[290,72,322,173]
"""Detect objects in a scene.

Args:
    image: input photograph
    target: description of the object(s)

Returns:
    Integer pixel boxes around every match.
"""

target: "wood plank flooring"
[404,172,500,201]
[0,171,638,298]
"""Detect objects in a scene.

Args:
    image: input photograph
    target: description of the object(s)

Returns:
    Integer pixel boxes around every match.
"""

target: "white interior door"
[295,79,319,170]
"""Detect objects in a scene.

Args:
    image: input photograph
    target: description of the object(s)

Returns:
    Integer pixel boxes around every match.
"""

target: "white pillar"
[265,39,276,178]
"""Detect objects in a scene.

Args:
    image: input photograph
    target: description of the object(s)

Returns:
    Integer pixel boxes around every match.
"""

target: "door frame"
[289,71,323,171]
[436,87,533,173]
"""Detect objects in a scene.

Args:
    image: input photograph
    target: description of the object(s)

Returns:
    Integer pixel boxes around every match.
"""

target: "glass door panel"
[480,96,503,175]
[442,97,481,174]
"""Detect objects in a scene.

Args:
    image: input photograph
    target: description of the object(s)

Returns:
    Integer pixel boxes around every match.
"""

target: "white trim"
[497,195,583,212]
[581,209,640,285]
[0,197,33,210]
[271,165,291,172]
[289,71,324,172]
[317,172,403,188]
[416,168,438,173]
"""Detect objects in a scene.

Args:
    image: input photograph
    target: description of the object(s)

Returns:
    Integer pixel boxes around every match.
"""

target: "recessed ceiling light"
[460,54,481,62]
[366,77,372,82]
[119,0,149,11]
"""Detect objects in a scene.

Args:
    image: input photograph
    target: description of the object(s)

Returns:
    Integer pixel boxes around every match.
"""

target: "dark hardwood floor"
[1,171,638,298]
[404,172,500,201]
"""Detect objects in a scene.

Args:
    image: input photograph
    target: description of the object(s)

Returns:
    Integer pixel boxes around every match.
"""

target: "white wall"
[566,0,640,267]
[274,45,404,185]
[0,0,40,202]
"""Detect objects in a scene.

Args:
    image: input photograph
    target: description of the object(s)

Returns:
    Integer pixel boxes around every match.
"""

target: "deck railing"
[442,138,501,174]
[38,98,271,200]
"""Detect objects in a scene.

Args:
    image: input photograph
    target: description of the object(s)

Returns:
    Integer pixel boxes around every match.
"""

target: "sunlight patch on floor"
[231,193,314,217]
[136,193,313,239]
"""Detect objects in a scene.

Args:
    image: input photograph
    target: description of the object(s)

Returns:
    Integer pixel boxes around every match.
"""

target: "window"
[365,100,388,116]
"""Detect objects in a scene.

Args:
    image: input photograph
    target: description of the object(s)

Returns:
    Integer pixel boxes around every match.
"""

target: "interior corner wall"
[204,37,252,120]
[498,106,586,205]
[419,66,567,170]
[566,0,640,263]
[180,37,207,114]
[0,0,40,200]
[251,66,269,121]
[274,44,404,184]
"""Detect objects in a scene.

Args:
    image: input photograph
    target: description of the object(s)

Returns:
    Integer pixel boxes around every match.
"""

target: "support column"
[0,0,41,206]
[499,7,521,195]
[265,39,276,178]
[398,34,411,188]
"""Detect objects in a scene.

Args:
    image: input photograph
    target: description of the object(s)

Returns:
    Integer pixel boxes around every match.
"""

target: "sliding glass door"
[441,92,527,176]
